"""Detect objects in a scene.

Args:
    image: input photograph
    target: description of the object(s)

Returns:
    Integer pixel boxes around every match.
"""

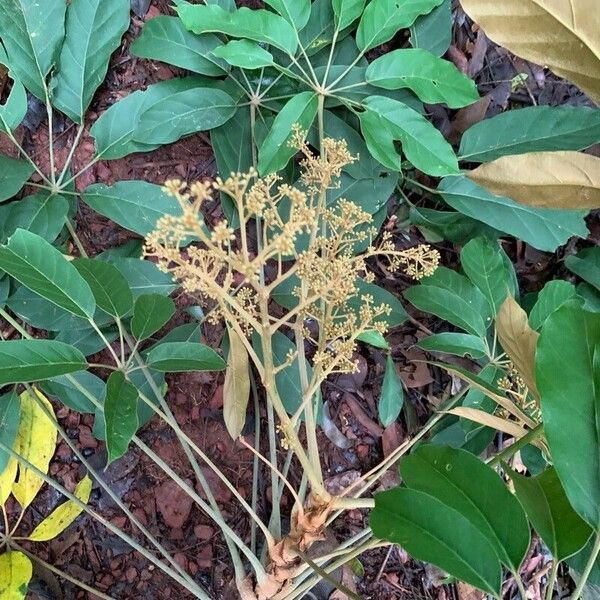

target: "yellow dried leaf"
[459,0,600,105]
[448,407,528,438]
[223,326,250,440]
[496,295,540,401]
[0,551,32,600]
[0,458,18,505]
[467,152,600,210]
[28,475,92,542]
[12,389,57,509]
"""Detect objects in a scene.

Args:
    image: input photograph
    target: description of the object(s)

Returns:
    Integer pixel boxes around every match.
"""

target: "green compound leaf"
[332,0,367,30]
[40,371,105,414]
[417,332,488,359]
[0,156,34,202]
[52,0,130,123]
[379,354,404,427]
[0,340,87,385]
[212,39,274,69]
[104,371,139,464]
[410,0,451,57]
[131,15,228,76]
[264,0,311,30]
[147,342,227,372]
[0,0,66,99]
[131,294,175,342]
[0,229,96,318]
[366,48,478,108]
[529,280,577,331]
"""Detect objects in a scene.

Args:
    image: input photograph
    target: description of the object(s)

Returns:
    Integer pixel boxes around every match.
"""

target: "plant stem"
[514,571,528,599]
[6,131,52,186]
[57,123,85,186]
[43,84,56,186]
[487,424,544,468]
[545,560,559,600]
[572,531,600,600]
[65,218,88,258]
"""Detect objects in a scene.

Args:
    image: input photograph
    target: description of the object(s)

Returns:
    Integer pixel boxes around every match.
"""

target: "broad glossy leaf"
[529,280,577,331]
[41,371,104,414]
[0,63,27,133]
[509,467,592,560]
[361,95,459,176]
[131,16,227,75]
[357,330,389,349]
[0,156,34,202]
[538,303,600,526]
[0,0,66,99]
[54,326,118,357]
[467,151,600,210]
[459,0,600,105]
[298,0,335,55]
[134,87,237,146]
[29,475,92,541]
[0,193,68,243]
[371,487,502,596]
[223,326,250,439]
[567,247,600,292]
[264,0,311,30]
[438,176,589,252]
[461,237,515,314]
[0,552,32,600]
[12,389,56,508]
[0,229,96,318]
[258,92,318,175]
[178,4,298,55]
[332,0,367,30]
[73,258,133,319]
[105,257,178,298]
[0,392,20,474]
[131,294,175,341]
[147,342,226,372]
[366,49,478,108]
[459,106,600,163]
[401,445,530,571]
[212,40,274,69]
[569,538,600,587]
[104,372,139,464]
[379,354,403,427]
[417,332,487,359]
[52,0,130,123]
[356,0,444,51]
[410,0,451,57]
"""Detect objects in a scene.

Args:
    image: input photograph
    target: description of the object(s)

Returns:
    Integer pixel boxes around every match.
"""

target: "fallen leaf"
[223,326,250,440]
[155,479,194,529]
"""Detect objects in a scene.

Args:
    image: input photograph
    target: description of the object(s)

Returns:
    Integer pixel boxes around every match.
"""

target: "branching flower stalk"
[145,133,440,598]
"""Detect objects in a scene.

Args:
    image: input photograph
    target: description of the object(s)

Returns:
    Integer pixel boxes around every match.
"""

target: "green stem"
[57,123,85,186]
[487,424,544,468]
[43,84,56,186]
[6,131,52,186]
[545,560,559,600]
[514,571,528,600]
[65,218,88,258]
[572,531,600,600]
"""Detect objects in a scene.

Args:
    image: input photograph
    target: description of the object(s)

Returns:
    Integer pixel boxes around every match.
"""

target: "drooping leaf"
[0,156,34,202]
[529,280,577,331]
[417,332,488,359]
[12,389,57,508]
[0,0,66,99]
[459,106,600,163]
[131,294,175,341]
[371,486,502,596]
[212,39,274,69]
[566,247,600,293]
[496,295,539,399]
[0,392,21,474]
[147,342,227,372]
[459,0,600,105]
[178,4,298,55]
[361,95,459,176]
[332,0,367,30]
[131,16,227,75]
[0,229,96,318]
[537,303,600,526]
[508,466,592,561]
[223,326,250,440]
[467,151,600,210]
[28,475,93,541]
[258,92,318,175]
[104,371,139,464]
[438,176,589,253]
[40,371,104,414]
[366,49,478,108]
[0,552,32,600]
[356,0,444,52]
[52,0,130,122]
[0,62,27,133]
[263,0,311,30]
[0,340,87,386]
[73,258,133,319]
[401,445,530,572]
[448,407,529,439]
[379,354,404,427]
[409,0,451,57]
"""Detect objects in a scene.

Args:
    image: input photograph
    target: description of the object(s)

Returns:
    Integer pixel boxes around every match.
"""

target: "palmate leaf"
[0,0,66,99]
[52,0,130,123]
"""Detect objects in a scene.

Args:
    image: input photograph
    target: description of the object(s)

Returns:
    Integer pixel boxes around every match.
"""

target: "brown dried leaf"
[460,0,600,105]
[468,151,600,210]
[448,407,528,438]
[223,326,250,440]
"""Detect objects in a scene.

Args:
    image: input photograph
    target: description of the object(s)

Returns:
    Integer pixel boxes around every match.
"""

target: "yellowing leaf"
[28,475,92,542]
[0,551,32,600]
[467,151,600,210]
[0,458,18,505]
[459,0,600,105]
[447,407,528,438]
[12,389,57,509]
[223,326,250,440]
[496,295,540,401]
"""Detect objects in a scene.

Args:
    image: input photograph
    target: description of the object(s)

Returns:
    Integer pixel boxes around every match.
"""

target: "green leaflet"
[131,295,176,341]
[0,391,21,472]
[332,0,367,30]
[379,354,404,427]
[529,280,577,331]
[147,342,227,372]
[104,371,139,464]
[264,0,311,30]
[0,156,35,202]
[212,40,274,69]
[410,0,451,57]
[417,332,488,359]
